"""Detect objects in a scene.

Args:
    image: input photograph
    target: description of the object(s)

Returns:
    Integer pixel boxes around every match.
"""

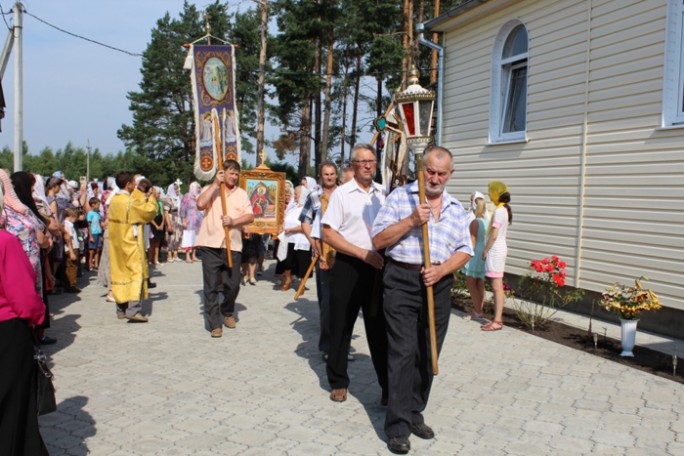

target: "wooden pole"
[294,256,319,300]
[214,111,232,268]
[415,152,438,375]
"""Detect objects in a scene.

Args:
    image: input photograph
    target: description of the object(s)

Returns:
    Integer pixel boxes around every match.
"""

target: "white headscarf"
[154,186,165,199]
[189,181,202,197]
[32,174,51,213]
[167,181,182,209]
[285,180,296,212]
[471,191,485,211]
[298,186,310,206]
[303,176,319,193]
[105,177,120,206]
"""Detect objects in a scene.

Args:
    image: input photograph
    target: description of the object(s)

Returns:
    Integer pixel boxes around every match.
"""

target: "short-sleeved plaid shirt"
[371,181,473,265]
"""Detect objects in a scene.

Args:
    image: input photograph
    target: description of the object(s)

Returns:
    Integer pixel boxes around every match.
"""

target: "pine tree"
[117,1,262,182]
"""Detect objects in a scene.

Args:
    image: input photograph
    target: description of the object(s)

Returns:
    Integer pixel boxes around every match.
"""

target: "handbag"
[34,343,57,416]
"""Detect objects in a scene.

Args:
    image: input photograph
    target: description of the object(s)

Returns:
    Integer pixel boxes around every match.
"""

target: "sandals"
[481,321,503,332]
[330,388,348,403]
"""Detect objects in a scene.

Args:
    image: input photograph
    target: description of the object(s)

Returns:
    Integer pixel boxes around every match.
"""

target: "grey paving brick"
[34,259,683,455]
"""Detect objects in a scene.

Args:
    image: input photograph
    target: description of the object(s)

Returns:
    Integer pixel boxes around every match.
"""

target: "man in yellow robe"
[108,171,158,322]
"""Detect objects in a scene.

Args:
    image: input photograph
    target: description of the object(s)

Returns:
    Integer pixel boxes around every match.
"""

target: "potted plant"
[599,276,662,357]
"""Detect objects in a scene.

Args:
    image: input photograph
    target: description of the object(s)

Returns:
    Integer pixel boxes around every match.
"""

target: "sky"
[0,0,306,167]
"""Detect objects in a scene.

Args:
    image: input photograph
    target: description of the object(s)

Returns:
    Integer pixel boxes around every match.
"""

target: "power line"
[0,4,12,31]
[23,9,143,57]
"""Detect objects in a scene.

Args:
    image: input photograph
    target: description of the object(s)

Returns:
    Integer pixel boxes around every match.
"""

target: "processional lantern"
[395,67,436,153]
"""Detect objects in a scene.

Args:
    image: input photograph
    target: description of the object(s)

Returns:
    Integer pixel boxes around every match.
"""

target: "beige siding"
[437,0,684,311]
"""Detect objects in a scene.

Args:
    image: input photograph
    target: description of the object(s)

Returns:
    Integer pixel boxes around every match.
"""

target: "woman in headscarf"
[45,175,67,290]
[274,181,295,285]
[98,177,120,302]
[180,181,204,263]
[481,181,513,332]
[11,171,56,343]
[277,185,311,291]
[165,180,183,263]
[148,186,166,267]
[0,179,50,456]
[463,191,490,320]
[1,170,49,297]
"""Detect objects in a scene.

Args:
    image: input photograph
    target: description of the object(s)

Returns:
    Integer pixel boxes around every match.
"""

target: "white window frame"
[662,0,684,127]
[489,20,528,143]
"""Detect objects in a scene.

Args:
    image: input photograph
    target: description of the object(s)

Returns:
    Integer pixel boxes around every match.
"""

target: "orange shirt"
[196,186,253,251]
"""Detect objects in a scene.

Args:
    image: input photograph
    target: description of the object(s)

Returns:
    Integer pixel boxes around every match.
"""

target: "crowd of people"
[0,146,513,454]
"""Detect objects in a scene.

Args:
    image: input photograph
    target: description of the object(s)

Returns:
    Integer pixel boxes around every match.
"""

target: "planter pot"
[620,318,639,357]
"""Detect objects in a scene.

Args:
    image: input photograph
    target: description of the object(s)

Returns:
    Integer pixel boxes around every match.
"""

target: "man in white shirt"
[321,144,388,404]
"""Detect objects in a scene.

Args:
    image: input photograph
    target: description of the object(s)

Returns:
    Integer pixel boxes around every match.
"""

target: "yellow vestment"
[108,189,158,303]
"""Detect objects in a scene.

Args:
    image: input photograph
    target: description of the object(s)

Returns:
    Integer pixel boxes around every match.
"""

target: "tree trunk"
[256,0,268,165]
[376,77,382,119]
[321,29,334,165]
[350,53,361,150]
[431,0,440,85]
[340,73,348,167]
[314,36,322,175]
[401,0,410,88]
[299,100,311,178]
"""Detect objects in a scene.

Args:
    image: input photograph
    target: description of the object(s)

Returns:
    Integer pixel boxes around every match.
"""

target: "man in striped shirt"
[372,146,473,454]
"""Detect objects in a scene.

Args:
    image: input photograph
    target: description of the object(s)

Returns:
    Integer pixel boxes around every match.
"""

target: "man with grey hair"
[372,146,473,454]
[321,143,389,404]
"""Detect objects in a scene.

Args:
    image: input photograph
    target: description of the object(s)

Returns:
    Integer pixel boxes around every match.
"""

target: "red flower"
[553,275,565,287]
[557,261,566,269]
[531,260,543,272]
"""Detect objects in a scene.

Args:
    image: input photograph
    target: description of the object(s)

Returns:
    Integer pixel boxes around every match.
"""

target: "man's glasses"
[351,159,377,166]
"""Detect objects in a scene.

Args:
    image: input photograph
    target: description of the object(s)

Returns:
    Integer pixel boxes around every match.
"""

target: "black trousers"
[200,247,242,331]
[326,253,388,395]
[383,261,452,439]
[0,319,49,455]
[316,264,332,353]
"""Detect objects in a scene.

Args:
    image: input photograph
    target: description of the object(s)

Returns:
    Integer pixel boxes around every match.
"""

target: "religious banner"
[186,44,240,180]
[374,105,409,193]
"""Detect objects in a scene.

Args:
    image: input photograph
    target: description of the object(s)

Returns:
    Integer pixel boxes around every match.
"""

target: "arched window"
[490,21,528,142]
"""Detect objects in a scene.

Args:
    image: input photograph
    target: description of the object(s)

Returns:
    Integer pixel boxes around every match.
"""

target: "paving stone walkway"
[39,259,684,455]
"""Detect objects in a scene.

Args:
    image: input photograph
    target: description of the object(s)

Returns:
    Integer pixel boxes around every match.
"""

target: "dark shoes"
[388,437,410,454]
[126,313,149,323]
[39,335,57,345]
[321,353,354,362]
[64,286,81,293]
[410,423,435,440]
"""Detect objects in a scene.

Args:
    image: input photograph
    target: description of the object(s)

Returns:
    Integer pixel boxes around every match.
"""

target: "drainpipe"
[416,22,444,145]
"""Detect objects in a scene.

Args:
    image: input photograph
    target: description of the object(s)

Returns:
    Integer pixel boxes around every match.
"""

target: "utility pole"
[255,0,268,166]
[13,2,23,171]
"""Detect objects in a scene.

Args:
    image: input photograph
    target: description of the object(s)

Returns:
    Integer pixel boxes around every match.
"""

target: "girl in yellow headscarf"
[481,181,513,331]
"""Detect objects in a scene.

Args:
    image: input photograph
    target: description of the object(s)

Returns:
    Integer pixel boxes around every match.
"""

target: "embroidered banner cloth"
[186,44,240,180]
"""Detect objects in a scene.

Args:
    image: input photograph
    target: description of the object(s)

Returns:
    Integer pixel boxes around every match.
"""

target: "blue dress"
[465,217,489,279]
